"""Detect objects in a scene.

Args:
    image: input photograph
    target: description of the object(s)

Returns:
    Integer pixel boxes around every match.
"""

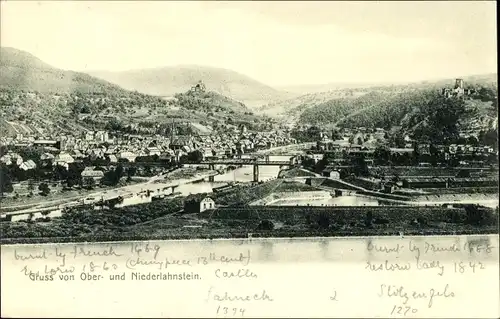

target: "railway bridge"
[122,154,301,182]
[193,155,300,182]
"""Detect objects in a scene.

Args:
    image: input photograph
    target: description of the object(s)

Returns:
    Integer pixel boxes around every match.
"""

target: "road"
[254,142,315,155]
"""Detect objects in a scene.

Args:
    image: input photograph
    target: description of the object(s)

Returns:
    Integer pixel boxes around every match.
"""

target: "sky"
[1,1,497,87]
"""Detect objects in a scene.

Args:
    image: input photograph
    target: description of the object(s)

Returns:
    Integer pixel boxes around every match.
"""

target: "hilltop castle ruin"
[189,80,206,94]
[441,78,475,99]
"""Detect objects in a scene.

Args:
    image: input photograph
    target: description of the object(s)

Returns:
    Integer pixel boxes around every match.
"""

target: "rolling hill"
[262,73,498,121]
[88,65,296,109]
[296,75,498,144]
[0,47,128,94]
[259,89,368,119]
[0,47,274,137]
[276,81,408,95]
[277,74,498,95]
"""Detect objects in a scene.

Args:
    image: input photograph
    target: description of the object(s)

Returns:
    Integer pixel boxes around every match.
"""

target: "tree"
[178,156,188,165]
[365,211,374,228]
[315,157,329,174]
[412,95,467,144]
[356,136,364,145]
[144,165,153,175]
[126,167,137,182]
[114,164,124,183]
[477,87,497,102]
[351,154,370,177]
[429,144,439,166]
[256,220,275,231]
[0,165,14,195]
[387,131,405,148]
[374,146,391,165]
[53,165,68,180]
[479,129,498,148]
[0,145,8,157]
[105,118,123,131]
[19,148,43,163]
[38,183,50,196]
[66,178,75,188]
[464,205,491,226]
[331,129,342,140]
[301,157,316,171]
[466,136,479,146]
[317,213,331,229]
[391,173,400,183]
[83,177,96,190]
[187,150,204,163]
[104,164,125,186]
[27,179,35,196]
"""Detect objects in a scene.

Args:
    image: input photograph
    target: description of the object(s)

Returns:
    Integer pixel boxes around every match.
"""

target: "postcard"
[0,1,498,318]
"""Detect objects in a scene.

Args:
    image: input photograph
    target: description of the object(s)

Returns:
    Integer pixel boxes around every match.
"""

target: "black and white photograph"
[0,1,498,318]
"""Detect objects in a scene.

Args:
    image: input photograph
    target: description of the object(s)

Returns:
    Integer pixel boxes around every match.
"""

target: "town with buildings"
[0,6,497,244]
[1,2,498,319]
[1,73,498,242]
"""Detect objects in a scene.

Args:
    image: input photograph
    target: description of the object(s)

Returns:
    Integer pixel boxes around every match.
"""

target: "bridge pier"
[209,175,215,182]
[171,185,178,194]
[253,164,259,183]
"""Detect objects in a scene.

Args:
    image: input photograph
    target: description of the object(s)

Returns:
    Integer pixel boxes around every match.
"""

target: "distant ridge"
[88,65,296,109]
[0,47,55,70]
[278,73,498,95]
[260,73,498,118]
[0,47,275,138]
[0,47,127,94]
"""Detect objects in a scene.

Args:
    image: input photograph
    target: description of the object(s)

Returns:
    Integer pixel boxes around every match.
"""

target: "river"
[271,195,382,206]
[117,154,498,208]
[159,155,290,196]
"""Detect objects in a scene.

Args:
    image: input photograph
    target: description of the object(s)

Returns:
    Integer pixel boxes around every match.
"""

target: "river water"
[271,195,382,206]
[168,155,289,196]
[108,155,498,208]
[106,156,289,207]
[173,156,390,206]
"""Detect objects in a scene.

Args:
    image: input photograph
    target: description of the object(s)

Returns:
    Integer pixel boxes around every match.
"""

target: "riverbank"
[161,167,215,181]
[0,178,146,213]
[1,188,497,245]
[0,167,219,216]
[0,144,306,215]
[2,226,497,245]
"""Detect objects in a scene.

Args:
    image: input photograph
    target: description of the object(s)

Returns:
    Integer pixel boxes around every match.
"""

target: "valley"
[0,46,498,245]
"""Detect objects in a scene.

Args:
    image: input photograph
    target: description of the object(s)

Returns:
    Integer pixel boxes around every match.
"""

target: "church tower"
[170,120,176,143]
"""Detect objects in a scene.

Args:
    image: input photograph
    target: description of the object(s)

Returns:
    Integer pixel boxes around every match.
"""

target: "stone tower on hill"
[190,80,206,93]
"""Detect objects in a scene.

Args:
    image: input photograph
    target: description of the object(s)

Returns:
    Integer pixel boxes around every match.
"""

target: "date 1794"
[216,306,246,317]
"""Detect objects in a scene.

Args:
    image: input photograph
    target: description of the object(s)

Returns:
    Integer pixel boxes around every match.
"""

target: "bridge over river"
[123,154,301,182]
